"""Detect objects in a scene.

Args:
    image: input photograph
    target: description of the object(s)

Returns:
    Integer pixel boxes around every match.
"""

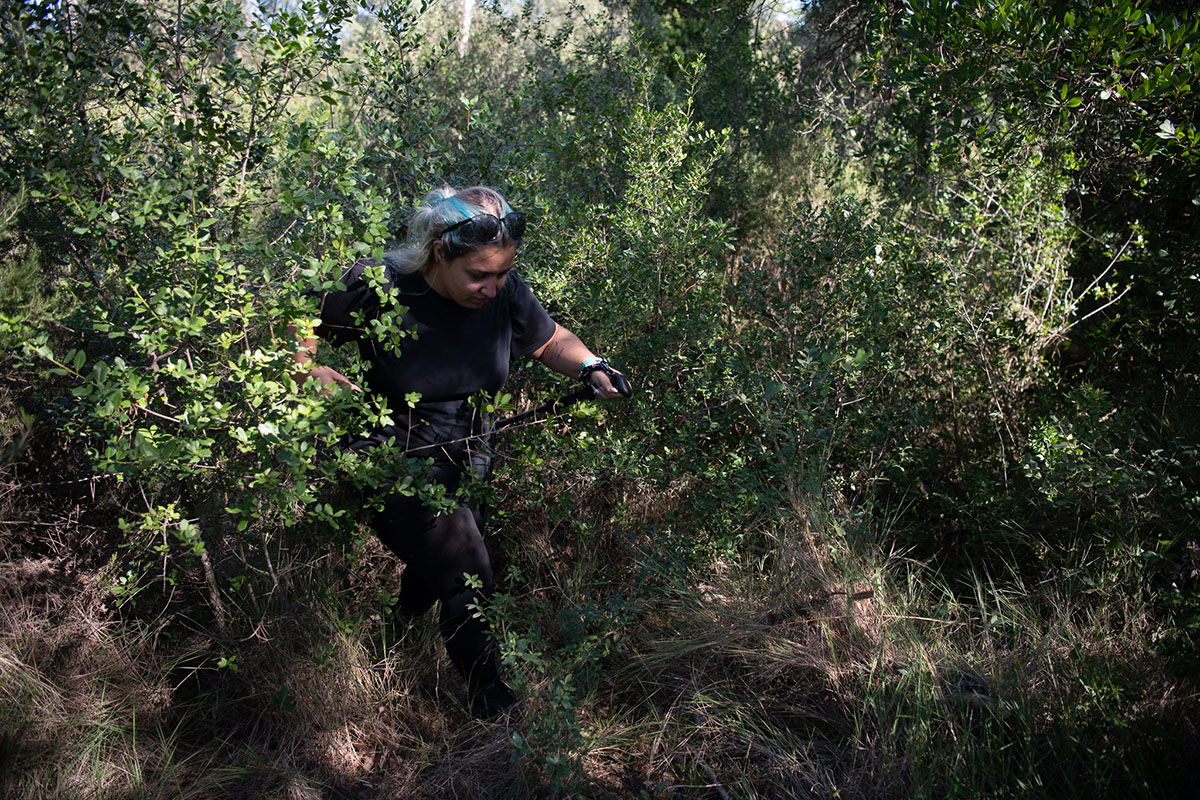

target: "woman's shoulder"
[341,258,393,289]
[319,259,376,297]
[326,259,427,301]
[318,260,391,328]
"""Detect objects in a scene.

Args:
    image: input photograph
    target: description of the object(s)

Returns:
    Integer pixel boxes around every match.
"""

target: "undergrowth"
[3,478,1195,799]
[3,1,1198,798]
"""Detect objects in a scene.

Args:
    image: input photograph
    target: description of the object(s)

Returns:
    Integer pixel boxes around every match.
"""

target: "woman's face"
[427,243,517,309]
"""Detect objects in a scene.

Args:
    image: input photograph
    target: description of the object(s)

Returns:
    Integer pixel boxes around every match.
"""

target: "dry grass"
[558,499,896,799]
[0,555,179,798]
[2,449,1198,800]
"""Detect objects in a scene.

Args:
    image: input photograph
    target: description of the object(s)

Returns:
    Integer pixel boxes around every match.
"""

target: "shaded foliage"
[1,0,1198,796]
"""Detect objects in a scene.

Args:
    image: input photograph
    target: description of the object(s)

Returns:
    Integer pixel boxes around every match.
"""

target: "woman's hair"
[385,185,516,277]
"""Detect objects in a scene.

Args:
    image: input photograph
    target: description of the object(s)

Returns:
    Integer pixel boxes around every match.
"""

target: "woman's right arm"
[288,322,361,391]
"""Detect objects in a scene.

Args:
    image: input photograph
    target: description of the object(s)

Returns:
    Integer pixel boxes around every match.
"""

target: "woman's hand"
[588,369,622,399]
[288,322,362,393]
[306,365,362,392]
[586,365,632,400]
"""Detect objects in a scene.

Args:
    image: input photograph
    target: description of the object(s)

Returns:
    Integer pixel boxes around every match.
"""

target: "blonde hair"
[385,185,514,277]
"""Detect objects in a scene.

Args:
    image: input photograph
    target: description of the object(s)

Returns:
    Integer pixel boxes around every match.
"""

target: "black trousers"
[371,462,500,691]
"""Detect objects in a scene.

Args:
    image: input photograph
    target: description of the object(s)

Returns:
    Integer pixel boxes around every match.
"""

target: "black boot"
[451,643,518,720]
[440,585,518,719]
[468,672,518,720]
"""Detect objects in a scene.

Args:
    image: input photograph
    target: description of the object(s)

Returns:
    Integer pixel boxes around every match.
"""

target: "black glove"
[579,358,632,398]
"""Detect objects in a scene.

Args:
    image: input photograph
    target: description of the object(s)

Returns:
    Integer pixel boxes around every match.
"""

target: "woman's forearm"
[531,324,595,377]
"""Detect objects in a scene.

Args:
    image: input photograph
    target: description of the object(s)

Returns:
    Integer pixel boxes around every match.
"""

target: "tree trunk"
[459,0,473,57]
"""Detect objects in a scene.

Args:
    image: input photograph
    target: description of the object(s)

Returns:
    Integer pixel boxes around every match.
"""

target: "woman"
[293,186,630,719]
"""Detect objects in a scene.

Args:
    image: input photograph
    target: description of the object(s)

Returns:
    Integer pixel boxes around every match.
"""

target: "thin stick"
[199,549,228,638]
[696,758,731,800]
[1059,286,1133,334]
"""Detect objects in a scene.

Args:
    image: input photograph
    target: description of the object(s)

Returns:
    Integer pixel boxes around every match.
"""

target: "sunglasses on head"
[439,210,527,247]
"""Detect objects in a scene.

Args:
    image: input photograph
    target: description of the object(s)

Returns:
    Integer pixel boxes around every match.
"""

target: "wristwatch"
[579,356,616,384]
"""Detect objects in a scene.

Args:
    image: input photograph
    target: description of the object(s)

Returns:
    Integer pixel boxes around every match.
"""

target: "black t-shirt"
[316,259,557,465]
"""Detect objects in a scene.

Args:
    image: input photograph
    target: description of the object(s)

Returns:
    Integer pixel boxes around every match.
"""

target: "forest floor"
[4,457,1199,799]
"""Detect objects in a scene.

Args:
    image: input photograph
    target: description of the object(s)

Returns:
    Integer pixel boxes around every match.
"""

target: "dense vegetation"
[1,0,1197,797]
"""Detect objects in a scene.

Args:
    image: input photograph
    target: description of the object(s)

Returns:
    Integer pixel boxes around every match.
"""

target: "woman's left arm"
[530,323,628,399]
